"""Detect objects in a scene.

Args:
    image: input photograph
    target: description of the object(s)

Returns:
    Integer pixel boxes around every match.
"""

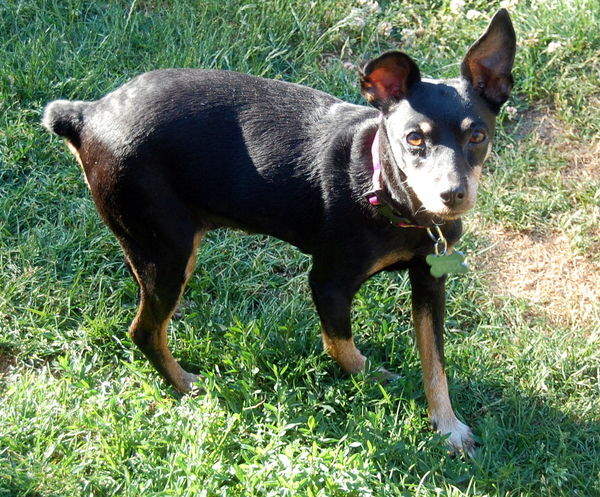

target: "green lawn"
[1,0,599,495]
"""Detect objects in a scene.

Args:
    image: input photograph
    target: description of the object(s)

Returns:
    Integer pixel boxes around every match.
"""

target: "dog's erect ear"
[360,51,421,110]
[461,9,516,112]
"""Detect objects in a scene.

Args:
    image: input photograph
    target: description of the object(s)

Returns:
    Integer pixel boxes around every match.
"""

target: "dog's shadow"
[177,319,599,495]
[340,374,600,494]
[176,305,598,495]
[170,248,599,495]
[73,235,598,495]
[202,358,600,495]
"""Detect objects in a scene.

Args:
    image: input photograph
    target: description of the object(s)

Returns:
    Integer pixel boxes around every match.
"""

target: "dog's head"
[360,9,516,220]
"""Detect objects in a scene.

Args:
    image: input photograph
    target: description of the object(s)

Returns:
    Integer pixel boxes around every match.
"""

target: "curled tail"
[42,99,89,146]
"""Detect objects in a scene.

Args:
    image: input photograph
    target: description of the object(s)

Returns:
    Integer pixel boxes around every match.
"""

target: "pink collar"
[367,129,383,206]
[366,129,427,229]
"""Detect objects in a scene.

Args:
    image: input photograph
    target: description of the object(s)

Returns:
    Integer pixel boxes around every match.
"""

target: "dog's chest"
[367,249,414,276]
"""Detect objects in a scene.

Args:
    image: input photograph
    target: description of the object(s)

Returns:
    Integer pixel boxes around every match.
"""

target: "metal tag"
[426,250,469,278]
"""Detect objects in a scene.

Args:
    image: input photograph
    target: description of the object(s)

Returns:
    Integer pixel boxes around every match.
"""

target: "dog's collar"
[365,129,428,229]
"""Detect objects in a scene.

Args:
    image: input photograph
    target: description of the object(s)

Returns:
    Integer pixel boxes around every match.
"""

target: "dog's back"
[43,69,355,247]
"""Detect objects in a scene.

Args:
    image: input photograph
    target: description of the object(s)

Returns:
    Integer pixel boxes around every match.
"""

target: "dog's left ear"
[360,51,421,111]
[461,9,516,112]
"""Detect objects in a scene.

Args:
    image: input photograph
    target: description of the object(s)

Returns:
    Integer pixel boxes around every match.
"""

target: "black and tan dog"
[43,10,515,454]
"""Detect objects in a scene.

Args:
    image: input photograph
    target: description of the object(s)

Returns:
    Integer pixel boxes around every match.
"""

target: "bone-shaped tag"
[426,250,469,278]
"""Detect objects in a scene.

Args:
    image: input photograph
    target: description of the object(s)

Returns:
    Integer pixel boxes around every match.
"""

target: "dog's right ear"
[360,51,421,111]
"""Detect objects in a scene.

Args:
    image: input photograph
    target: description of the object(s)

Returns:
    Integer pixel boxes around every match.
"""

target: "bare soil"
[473,106,600,329]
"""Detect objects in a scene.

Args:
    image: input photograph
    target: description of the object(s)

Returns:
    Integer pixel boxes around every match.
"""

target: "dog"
[43,9,516,454]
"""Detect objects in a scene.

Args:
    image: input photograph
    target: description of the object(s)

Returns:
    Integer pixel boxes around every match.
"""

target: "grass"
[1,0,599,495]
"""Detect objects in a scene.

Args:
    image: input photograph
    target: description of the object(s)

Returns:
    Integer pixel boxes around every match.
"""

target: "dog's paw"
[435,417,477,457]
[180,372,204,396]
[371,367,400,384]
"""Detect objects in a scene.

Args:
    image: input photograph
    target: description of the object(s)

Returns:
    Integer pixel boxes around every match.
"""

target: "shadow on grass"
[201,354,600,496]
[0,480,43,497]
[172,305,600,495]
[3,324,597,496]
[382,377,600,496]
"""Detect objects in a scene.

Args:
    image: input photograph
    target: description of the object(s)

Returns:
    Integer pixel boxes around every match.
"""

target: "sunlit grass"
[1,1,599,495]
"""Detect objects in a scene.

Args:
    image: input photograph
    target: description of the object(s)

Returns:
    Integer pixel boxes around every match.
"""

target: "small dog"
[44,9,515,454]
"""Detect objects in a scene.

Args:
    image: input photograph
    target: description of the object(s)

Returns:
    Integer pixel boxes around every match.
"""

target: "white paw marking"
[182,372,202,395]
[372,366,400,383]
[435,417,476,456]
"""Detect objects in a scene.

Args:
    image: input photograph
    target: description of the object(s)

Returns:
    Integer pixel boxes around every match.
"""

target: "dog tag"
[426,251,468,278]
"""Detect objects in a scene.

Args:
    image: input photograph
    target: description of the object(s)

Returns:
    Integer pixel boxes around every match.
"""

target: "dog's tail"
[42,99,89,146]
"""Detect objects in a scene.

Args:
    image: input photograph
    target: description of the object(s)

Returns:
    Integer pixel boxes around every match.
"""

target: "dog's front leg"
[408,260,476,456]
[309,265,366,374]
[309,260,397,381]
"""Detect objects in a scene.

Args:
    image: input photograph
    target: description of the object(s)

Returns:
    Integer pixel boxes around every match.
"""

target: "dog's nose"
[440,185,466,208]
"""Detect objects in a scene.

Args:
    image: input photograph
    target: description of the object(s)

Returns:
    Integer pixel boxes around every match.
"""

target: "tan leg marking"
[322,333,366,374]
[129,309,199,393]
[185,231,204,280]
[66,141,90,189]
[415,310,453,420]
[127,231,204,394]
[415,309,474,454]
[171,231,204,320]
[367,250,413,277]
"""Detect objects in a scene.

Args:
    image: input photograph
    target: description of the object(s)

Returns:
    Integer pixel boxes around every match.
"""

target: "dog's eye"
[470,130,486,144]
[406,132,424,147]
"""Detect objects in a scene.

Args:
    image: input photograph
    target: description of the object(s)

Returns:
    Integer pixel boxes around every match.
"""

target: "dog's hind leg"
[121,226,203,394]
[97,175,204,394]
[121,226,203,393]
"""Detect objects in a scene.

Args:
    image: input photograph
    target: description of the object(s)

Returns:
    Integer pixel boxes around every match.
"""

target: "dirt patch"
[511,104,599,179]
[472,224,600,329]
[512,106,563,143]
[473,102,600,327]
[0,350,16,376]
[559,139,600,180]
[477,106,600,327]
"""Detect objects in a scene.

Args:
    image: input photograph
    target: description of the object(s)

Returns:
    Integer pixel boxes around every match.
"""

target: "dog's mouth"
[414,198,476,222]
[428,206,473,221]
[410,182,480,222]
[404,163,483,222]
